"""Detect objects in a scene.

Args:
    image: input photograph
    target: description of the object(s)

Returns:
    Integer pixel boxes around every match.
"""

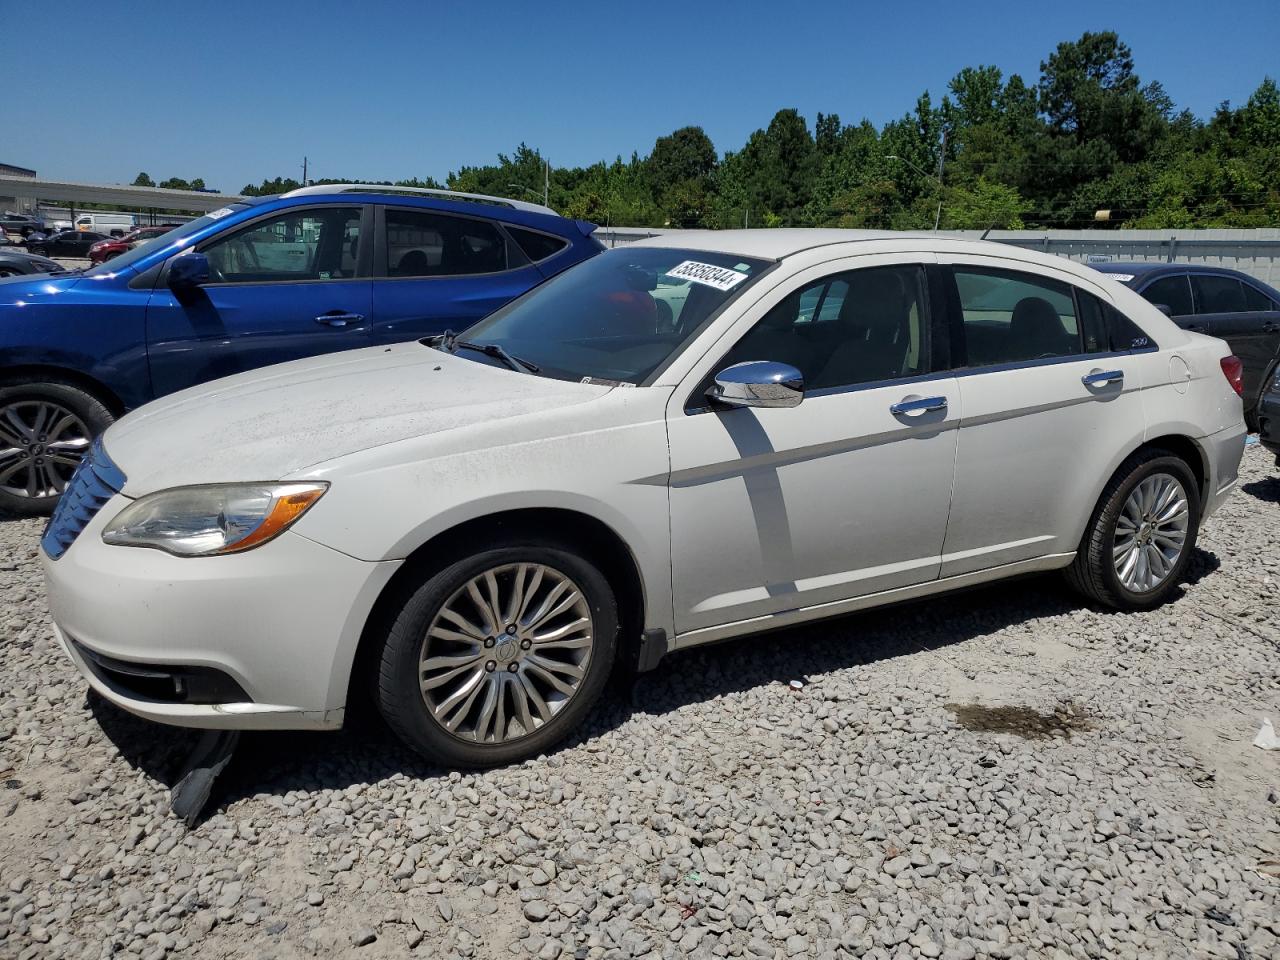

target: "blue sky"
[8,0,1278,193]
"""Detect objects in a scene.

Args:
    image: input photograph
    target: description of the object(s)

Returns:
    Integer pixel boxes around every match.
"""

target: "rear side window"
[507,227,568,263]
[1079,291,1155,352]
[385,210,509,277]
[1140,275,1193,316]
[951,267,1086,366]
[1241,282,1277,311]
[1191,274,1247,314]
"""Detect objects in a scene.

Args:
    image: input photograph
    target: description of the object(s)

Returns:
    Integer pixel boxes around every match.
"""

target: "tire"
[375,540,619,767]
[0,377,115,516]
[1065,449,1201,610]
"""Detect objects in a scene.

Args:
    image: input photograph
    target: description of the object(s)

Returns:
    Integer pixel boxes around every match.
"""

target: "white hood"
[104,343,611,495]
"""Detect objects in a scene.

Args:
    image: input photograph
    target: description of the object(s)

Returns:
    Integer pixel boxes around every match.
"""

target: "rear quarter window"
[507,227,569,263]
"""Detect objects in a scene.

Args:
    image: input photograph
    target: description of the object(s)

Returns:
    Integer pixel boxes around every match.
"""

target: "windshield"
[84,205,252,276]
[454,247,772,384]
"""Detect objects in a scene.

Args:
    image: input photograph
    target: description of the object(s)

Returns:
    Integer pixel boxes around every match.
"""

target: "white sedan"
[40,231,1247,766]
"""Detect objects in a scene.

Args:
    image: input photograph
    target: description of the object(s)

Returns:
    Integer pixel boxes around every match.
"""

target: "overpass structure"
[0,175,244,219]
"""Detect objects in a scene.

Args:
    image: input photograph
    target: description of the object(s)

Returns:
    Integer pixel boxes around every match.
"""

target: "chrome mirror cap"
[708,361,804,409]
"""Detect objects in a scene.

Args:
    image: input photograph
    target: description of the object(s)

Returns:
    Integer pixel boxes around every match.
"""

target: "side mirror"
[708,361,804,409]
[168,251,210,289]
[1152,303,1173,317]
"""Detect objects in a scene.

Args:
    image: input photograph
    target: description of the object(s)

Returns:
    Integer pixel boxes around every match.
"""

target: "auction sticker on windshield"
[666,260,749,291]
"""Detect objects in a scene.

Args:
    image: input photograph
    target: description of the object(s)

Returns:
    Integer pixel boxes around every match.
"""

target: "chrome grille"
[41,439,125,560]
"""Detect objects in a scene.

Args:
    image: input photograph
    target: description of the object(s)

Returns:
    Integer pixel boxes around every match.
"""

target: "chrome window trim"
[683,344,1156,415]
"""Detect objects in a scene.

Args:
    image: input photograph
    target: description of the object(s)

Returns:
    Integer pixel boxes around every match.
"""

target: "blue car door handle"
[315,312,365,328]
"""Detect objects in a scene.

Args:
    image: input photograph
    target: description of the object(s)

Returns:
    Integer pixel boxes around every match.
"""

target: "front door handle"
[314,312,365,328]
[1082,369,1124,387]
[890,395,948,415]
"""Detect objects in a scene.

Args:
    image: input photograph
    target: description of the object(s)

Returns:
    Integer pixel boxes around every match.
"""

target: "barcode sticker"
[665,260,748,291]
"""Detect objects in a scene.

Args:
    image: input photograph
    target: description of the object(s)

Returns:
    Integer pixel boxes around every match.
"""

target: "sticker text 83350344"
[665,260,749,291]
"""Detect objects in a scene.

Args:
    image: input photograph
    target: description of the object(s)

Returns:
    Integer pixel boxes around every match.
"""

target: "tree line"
[140,32,1279,231]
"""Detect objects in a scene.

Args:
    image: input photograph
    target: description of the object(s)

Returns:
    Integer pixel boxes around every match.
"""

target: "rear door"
[370,207,546,344]
[145,204,372,397]
[937,256,1147,577]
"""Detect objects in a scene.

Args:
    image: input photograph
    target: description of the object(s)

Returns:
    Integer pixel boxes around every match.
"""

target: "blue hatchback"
[0,185,602,514]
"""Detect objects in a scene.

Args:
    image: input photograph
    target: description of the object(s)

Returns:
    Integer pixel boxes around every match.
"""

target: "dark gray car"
[1092,262,1280,428]
[0,248,65,278]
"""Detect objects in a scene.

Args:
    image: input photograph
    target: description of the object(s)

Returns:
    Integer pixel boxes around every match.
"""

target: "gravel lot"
[1,446,1277,960]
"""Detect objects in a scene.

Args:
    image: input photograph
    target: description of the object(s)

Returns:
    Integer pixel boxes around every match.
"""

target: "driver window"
[204,207,362,283]
[719,264,928,391]
[953,267,1083,366]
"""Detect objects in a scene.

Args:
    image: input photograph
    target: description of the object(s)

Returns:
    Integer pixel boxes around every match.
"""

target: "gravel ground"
[1,447,1277,960]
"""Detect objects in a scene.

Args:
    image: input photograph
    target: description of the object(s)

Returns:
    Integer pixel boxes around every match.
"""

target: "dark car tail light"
[1220,355,1244,396]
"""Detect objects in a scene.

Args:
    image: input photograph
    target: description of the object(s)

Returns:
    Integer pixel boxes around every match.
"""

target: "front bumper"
[42,495,401,730]
[1258,389,1280,460]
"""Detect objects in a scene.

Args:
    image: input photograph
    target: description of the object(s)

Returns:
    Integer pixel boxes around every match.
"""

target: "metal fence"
[593,227,1280,286]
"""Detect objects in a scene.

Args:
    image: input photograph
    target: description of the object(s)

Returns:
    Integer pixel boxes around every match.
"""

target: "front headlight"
[102,483,327,557]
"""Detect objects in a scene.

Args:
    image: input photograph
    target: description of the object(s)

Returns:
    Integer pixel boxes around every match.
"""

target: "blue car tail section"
[42,440,126,560]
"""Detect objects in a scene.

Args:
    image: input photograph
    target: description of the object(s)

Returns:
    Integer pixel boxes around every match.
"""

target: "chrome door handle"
[1082,369,1124,387]
[314,312,364,328]
[890,395,948,415]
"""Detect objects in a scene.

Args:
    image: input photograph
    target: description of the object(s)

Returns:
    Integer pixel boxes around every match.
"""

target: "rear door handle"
[890,395,948,415]
[1264,322,1280,333]
[1082,369,1124,387]
[314,312,364,328]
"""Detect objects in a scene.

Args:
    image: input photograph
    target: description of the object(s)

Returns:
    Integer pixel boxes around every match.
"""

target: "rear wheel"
[0,379,114,516]
[1065,450,1200,610]
[375,541,618,767]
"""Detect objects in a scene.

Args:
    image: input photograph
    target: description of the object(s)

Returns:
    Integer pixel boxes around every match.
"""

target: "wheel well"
[0,365,126,417]
[346,508,647,714]
[1137,434,1209,501]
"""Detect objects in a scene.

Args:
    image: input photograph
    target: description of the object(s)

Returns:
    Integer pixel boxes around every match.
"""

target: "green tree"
[132,172,155,187]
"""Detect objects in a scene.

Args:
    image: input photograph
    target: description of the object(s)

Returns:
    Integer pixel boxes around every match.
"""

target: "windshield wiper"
[453,340,540,374]
[427,330,539,374]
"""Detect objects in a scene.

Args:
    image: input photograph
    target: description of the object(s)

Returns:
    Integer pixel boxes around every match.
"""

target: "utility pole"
[543,159,549,208]
[302,156,308,187]
[932,130,946,231]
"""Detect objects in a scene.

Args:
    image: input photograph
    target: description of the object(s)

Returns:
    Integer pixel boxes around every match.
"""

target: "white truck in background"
[75,212,136,237]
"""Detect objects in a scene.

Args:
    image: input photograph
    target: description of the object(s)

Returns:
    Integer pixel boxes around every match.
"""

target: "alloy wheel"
[1112,472,1190,593]
[0,400,92,499]
[418,562,595,744]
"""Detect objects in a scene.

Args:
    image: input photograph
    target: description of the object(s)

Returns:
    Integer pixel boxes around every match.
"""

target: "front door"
[371,207,546,344]
[667,258,959,638]
[938,258,1147,577]
[145,205,372,397]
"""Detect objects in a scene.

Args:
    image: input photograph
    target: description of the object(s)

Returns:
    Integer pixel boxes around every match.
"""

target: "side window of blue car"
[203,207,363,283]
[385,210,513,278]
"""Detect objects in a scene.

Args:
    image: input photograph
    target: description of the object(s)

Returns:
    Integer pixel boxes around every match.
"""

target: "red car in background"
[87,224,179,264]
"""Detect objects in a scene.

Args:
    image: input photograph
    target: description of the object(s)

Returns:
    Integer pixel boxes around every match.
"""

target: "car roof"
[255,189,589,237]
[629,229,1119,285]
[1091,261,1257,279]
[632,228,933,260]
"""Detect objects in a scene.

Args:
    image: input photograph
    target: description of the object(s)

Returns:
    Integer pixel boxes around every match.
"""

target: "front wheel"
[0,379,115,516]
[1066,450,1201,610]
[375,542,618,767]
